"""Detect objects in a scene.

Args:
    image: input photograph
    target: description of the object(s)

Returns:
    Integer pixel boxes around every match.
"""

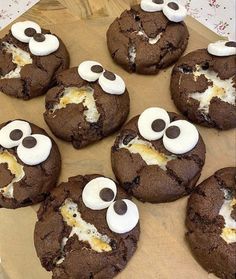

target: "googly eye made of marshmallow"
[207,41,236,57]
[163,120,199,154]
[141,0,165,12]
[138,107,170,141]
[0,120,32,149]
[11,21,41,43]
[17,134,52,165]
[162,1,187,22]
[29,33,59,56]
[98,71,126,95]
[78,61,104,82]
[106,199,139,234]
[82,177,117,210]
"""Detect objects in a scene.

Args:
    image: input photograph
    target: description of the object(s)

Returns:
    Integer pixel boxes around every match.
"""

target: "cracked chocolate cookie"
[171,41,236,130]
[44,61,130,149]
[34,174,140,279]
[0,21,69,100]
[111,107,206,203]
[186,167,236,279]
[0,119,61,208]
[107,1,189,74]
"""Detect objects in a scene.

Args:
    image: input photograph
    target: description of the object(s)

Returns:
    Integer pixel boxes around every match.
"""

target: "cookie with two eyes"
[171,40,236,130]
[186,167,236,279]
[34,174,140,279]
[0,120,61,209]
[0,21,69,100]
[44,61,130,149]
[111,107,206,203]
[107,1,189,74]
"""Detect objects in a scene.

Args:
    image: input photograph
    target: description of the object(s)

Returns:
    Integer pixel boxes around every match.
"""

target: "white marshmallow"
[11,21,41,43]
[162,1,187,22]
[29,34,59,56]
[141,0,165,12]
[207,40,236,57]
[78,61,104,82]
[98,72,126,95]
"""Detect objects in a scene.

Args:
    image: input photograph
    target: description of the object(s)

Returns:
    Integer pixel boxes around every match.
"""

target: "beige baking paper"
[0,16,235,279]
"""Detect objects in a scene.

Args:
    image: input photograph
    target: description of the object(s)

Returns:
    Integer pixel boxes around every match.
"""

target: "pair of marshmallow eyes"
[138,107,199,154]
[208,40,236,57]
[141,0,187,22]
[78,61,126,95]
[0,120,52,166]
[11,21,59,56]
[82,177,139,234]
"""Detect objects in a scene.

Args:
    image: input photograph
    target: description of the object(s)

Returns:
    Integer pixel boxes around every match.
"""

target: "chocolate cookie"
[0,119,61,208]
[111,107,206,203]
[186,167,236,279]
[171,41,236,130]
[0,21,69,100]
[34,174,140,279]
[44,61,130,149]
[107,1,189,74]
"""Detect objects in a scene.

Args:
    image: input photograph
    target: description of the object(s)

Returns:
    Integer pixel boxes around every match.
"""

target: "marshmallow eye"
[78,61,104,82]
[163,120,199,154]
[106,199,139,234]
[138,107,170,141]
[29,33,59,56]
[162,1,187,22]
[82,177,117,210]
[141,0,165,12]
[17,134,52,165]
[98,71,126,95]
[207,41,236,57]
[11,21,41,43]
[0,120,31,149]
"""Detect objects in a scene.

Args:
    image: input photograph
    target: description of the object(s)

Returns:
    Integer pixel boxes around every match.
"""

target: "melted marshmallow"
[190,65,235,114]
[0,150,25,198]
[137,30,162,45]
[53,86,100,123]
[119,136,176,170]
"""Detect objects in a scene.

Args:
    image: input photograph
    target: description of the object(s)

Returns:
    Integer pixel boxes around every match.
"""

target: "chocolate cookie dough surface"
[111,107,206,203]
[0,119,61,208]
[107,1,189,74]
[171,41,236,130]
[0,21,69,100]
[44,61,130,149]
[186,167,236,279]
[34,174,140,279]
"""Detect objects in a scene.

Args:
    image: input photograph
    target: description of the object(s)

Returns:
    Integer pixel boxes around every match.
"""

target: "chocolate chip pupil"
[22,136,37,148]
[114,200,127,215]
[9,129,23,141]
[152,0,164,4]
[24,27,36,37]
[225,41,236,48]
[33,33,45,42]
[165,125,180,139]
[99,188,114,202]
[151,119,166,132]
[168,2,179,10]
[91,65,103,73]
[104,71,116,81]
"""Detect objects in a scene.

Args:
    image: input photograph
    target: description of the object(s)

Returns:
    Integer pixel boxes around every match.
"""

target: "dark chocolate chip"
[225,41,236,47]
[104,71,116,81]
[24,27,36,37]
[9,129,23,141]
[201,62,209,70]
[151,119,166,132]
[114,200,127,215]
[165,126,180,139]
[73,214,77,217]
[91,65,103,73]
[181,65,192,73]
[152,0,164,4]
[123,134,135,145]
[22,136,37,148]
[167,2,179,10]
[109,239,117,250]
[99,188,114,202]
[134,15,140,21]
[33,33,45,42]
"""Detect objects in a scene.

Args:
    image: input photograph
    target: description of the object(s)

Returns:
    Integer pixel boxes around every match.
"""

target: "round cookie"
[111,107,206,203]
[0,21,69,100]
[34,174,140,279]
[171,42,236,130]
[44,61,130,149]
[107,2,189,74]
[186,167,236,279]
[0,119,61,208]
